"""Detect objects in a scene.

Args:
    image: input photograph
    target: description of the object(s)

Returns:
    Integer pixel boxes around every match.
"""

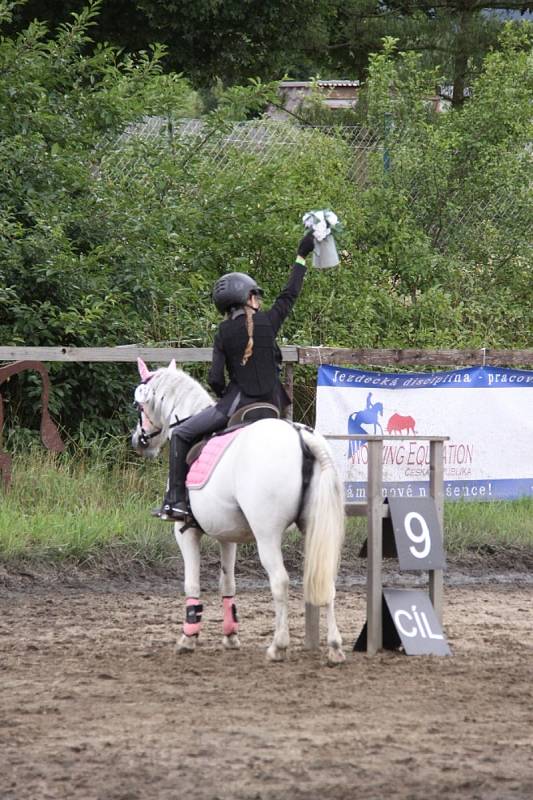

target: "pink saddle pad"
[186,428,243,490]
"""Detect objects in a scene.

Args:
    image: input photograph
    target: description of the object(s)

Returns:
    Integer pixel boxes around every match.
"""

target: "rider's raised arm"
[208,330,226,397]
[266,232,314,334]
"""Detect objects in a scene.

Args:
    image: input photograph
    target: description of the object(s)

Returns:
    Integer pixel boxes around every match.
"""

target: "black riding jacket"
[208,262,306,415]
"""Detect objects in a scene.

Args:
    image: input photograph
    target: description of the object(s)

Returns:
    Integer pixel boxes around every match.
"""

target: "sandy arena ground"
[1,563,532,800]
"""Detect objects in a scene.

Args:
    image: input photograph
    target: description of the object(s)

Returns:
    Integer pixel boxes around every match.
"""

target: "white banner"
[316,364,533,502]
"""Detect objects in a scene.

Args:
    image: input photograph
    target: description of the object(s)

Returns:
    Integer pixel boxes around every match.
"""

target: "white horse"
[131,358,345,664]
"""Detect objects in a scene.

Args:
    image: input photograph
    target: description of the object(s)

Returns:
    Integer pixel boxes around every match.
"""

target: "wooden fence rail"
[297,347,533,367]
[1,345,533,367]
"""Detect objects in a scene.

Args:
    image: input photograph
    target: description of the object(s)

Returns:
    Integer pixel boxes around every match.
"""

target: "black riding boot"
[154,434,190,521]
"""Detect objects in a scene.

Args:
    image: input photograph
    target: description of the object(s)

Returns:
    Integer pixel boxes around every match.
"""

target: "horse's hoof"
[327,646,346,665]
[223,634,241,650]
[176,634,197,653]
[266,644,287,662]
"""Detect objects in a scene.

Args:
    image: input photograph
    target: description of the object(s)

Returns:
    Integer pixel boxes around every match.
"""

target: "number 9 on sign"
[403,511,431,559]
[387,497,445,570]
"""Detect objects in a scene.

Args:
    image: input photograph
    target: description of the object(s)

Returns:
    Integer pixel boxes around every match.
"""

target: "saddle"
[185,402,280,466]
[181,404,313,533]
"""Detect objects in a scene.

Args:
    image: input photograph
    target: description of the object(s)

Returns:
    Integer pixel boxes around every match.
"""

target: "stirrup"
[157,501,189,522]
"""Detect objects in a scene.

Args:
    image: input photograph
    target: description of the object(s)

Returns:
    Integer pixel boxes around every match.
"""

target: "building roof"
[280,80,360,89]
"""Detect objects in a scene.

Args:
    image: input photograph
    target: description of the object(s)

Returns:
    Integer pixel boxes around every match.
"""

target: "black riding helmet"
[212,272,264,314]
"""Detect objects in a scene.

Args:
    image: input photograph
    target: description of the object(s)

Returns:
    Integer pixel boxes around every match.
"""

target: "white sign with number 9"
[403,511,431,559]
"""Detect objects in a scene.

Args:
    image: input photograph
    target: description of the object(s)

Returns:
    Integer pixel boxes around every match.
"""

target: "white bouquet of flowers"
[302,209,341,268]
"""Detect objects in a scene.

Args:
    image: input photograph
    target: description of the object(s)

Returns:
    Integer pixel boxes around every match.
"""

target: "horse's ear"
[137,357,152,381]
[168,359,177,372]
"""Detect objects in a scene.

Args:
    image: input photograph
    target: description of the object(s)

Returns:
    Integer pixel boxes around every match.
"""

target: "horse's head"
[131,357,177,458]
[131,356,215,457]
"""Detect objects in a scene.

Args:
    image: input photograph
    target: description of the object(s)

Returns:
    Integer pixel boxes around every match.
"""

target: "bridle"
[133,377,185,448]
[134,402,163,448]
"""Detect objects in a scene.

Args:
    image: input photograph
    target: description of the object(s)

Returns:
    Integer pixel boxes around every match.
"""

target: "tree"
[0,0,353,436]
[6,0,148,50]
[353,27,532,343]
[0,0,201,434]
[328,1,533,106]
[10,0,532,101]
[7,0,336,86]
[1,1,531,440]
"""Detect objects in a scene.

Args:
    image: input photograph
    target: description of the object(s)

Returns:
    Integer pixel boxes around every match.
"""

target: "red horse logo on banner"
[386,413,417,435]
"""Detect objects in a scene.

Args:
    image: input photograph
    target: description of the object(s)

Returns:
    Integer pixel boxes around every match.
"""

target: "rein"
[135,405,186,447]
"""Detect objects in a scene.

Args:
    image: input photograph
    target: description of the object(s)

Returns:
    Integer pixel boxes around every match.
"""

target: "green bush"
[1,4,531,441]
[354,31,532,346]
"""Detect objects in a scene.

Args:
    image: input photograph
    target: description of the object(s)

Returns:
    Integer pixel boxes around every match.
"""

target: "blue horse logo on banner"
[347,392,384,460]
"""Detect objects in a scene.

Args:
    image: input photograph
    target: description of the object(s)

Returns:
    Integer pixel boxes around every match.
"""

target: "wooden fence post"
[366,438,384,655]
[284,363,294,422]
[429,439,445,623]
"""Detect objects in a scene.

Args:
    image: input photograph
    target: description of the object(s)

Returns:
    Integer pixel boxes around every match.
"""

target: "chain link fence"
[103,115,531,256]
[109,116,381,186]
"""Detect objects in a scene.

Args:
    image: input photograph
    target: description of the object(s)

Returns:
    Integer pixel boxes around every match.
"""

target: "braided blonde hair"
[241,304,255,366]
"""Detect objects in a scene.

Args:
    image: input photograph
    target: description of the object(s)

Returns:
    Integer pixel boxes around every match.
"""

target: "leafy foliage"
[7,0,336,85]
[0,0,201,435]
[0,3,531,441]
[355,29,532,345]
[327,1,533,107]
[8,0,533,103]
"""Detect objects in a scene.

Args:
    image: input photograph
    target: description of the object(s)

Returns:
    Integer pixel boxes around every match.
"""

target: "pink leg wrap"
[222,596,239,636]
[183,597,203,637]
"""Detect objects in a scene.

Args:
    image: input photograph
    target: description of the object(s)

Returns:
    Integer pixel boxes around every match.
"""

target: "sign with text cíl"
[354,589,451,656]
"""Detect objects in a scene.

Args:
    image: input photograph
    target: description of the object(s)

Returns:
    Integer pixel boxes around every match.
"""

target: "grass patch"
[443,497,533,552]
[0,446,176,565]
[345,497,533,554]
[0,447,532,566]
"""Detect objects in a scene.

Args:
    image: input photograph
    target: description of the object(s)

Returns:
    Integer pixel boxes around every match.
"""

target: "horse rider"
[154,231,316,521]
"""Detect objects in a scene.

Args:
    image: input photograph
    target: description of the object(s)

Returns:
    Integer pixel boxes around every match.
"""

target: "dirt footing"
[1,550,532,800]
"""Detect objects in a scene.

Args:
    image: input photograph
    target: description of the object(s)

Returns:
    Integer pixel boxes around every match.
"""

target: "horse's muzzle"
[131,430,159,457]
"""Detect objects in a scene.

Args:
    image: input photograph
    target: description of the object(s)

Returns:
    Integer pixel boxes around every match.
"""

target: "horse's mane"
[147,366,214,430]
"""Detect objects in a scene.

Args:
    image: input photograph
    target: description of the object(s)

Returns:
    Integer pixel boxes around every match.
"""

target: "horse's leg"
[174,526,203,653]
[219,541,240,650]
[254,532,290,662]
[325,587,345,664]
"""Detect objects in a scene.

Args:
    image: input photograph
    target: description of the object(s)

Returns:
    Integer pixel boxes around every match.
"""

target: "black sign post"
[346,436,450,656]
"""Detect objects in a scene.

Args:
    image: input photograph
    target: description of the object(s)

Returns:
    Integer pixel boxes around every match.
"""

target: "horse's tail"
[299,428,345,606]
